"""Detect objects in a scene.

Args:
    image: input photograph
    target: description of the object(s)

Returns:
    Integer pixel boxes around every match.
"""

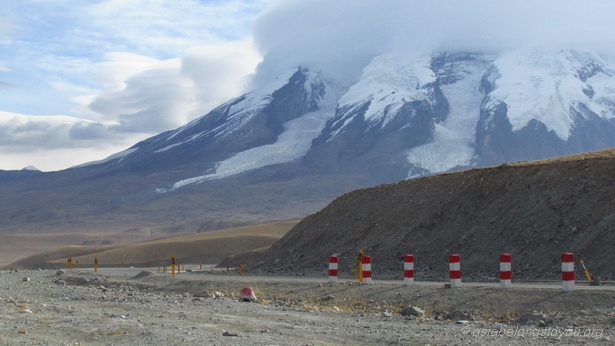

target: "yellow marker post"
[67,258,72,270]
[171,256,176,277]
[239,261,244,276]
[94,257,98,273]
[579,259,599,285]
[358,249,364,284]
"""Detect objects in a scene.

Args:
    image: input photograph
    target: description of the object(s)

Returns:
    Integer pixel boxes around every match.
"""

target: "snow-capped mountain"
[2,48,615,238]
[96,49,615,191]
[101,67,340,176]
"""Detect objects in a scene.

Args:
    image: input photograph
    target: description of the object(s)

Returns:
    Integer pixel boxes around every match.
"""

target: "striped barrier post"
[562,253,575,292]
[449,254,461,288]
[500,253,512,288]
[328,255,338,283]
[362,255,372,284]
[403,254,414,285]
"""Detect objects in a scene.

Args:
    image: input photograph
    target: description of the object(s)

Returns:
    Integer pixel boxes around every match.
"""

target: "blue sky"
[1,0,614,171]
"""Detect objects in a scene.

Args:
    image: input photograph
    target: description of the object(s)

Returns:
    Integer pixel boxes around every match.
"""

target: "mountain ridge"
[1,48,614,264]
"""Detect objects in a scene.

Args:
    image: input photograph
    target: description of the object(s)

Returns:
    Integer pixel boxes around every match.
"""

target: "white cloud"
[84,39,260,133]
[0,111,143,171]
[3,0,615,171]
[252,0,615,87]
[0,0,267,170]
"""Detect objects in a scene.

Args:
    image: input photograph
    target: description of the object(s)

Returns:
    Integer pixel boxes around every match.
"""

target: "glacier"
[157,69,342,192]
[406,55,490,174]
[484,49,615,140]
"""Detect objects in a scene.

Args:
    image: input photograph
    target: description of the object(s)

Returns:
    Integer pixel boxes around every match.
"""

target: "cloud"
[252,0,615,87]
[85,40,260,134]
[0,111,147,171]
[0,15,15,39]
[6,0,613,172]
[79,0,269,57]
[0,0,267,170]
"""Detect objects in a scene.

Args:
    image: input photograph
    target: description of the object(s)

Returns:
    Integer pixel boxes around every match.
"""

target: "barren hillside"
[257,149,615,282]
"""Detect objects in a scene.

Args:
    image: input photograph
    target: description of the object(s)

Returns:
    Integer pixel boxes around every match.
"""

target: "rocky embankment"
[257,149,615,282]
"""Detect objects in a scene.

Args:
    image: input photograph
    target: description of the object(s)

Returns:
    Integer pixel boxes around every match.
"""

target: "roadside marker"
[449,254,461,288]
[403,254,414,286]
[562,253,575,292]
[171,256,176,277]
[500,253,512,288]
[328,255,338,283]
[362,255,372,284]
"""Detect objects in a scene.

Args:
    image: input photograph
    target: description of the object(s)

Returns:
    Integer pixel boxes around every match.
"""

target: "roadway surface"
[72,266,615,291]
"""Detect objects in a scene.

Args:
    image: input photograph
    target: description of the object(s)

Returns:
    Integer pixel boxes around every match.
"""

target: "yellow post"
[94,257,98,273]
[75,260,79,269]
[239,261,244,276]
[163,266,167,273]
[171,256,176,277]
[358,249,364,284]
[580,260,593,283]
[67,258,72,270]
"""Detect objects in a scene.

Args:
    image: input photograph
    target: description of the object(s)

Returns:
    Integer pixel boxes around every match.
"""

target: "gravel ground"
[1,269,613,345]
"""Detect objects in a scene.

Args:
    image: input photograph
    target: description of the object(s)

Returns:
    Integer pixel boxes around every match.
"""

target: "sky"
[1,0,614,171]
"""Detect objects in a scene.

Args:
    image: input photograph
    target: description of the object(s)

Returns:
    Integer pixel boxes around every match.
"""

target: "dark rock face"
[476,99,615,167]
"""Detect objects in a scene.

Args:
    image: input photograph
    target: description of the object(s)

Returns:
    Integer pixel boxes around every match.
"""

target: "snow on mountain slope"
[406,56,489,174]
[165,108,334,190]
[330,53,436,136]
[159,68,302,150]
[586,56,615,117]
[483,50,615,140]
[156,70,343,192]
[101,49,615,193]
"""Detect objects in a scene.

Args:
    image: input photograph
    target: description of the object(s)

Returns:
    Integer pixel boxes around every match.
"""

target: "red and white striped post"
[403,254,414,285]
[449,254,461,288]
[500,253,512,288]
[562,253,575,292]
[328,255,338,283]
[362,255,372,284]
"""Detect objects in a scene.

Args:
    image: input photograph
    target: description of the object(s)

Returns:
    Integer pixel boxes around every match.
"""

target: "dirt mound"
[257,149,615,282]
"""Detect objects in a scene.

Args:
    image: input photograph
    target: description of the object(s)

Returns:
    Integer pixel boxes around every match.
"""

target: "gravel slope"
[258,149,615,282]
[0,269,613,345]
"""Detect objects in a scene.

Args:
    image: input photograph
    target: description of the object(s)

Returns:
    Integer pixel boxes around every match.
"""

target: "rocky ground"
[1,268,614,345]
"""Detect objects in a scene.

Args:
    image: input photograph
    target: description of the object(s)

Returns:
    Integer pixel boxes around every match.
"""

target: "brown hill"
[5,220,298,269]
[256,149,615,282]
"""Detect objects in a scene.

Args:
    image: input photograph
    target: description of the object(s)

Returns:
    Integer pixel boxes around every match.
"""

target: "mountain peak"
[86,49,615,192]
